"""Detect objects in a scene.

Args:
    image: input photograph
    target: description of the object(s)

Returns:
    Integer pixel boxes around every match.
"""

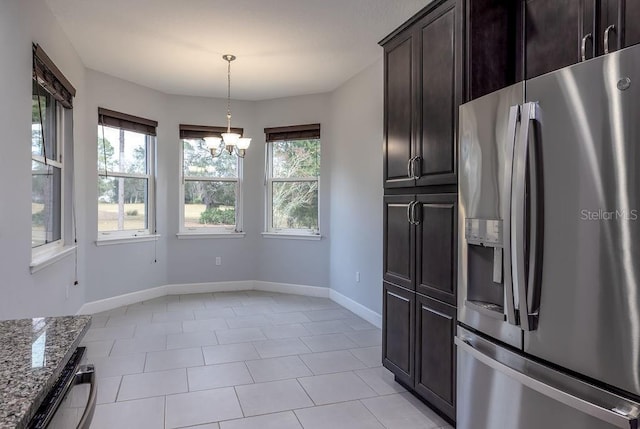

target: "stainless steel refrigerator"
[456,43,640,428]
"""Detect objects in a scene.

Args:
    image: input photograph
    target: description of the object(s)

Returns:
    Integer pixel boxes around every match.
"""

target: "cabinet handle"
[412,201,422,226]
[412,156,421,180]
[604,25,616,55]
[581,33,592,61]
[407,156,415,179]
[407,201,414,225]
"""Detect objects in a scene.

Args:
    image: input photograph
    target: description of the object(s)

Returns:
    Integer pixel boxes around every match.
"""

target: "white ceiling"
[44,0,430,100]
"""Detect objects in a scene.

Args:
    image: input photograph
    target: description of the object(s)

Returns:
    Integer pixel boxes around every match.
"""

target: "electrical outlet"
[216,257,221,266]
[356,271,360,283]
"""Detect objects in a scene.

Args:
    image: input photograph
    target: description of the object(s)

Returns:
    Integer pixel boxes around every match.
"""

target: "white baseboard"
[165,281,255,295]
[329,289,382,329]
[255,281,329,298]
[78,281,380,328]
[78,280,328,314]
[78,285,170,315]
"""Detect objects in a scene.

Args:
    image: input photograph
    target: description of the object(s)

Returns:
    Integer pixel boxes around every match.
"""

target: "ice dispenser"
[464,218,505,319]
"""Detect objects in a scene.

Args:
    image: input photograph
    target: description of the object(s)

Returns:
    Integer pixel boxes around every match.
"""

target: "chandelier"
[205,54,251,158]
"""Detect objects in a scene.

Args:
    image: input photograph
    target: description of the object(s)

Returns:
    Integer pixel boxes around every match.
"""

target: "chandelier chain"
[226,57,232,133]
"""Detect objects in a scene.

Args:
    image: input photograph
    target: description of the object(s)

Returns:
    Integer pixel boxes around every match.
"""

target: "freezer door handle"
[503,105,520,326]
[455,337,640,429]
[512,101,542,331]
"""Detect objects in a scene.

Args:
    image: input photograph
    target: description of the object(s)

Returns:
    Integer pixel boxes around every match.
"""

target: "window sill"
[176,232,246,240]
[95,234,161,247]
[30,245,77,274]
[261,232,322,241]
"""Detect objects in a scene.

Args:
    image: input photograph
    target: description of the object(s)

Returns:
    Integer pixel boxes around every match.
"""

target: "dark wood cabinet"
[382,0,461,189]
[383,34,415,189]
[415,194,457,305]
[601,0,640,54]
[525,0,640,80]
[524,0,589,79]
[415,294,457,421]
[464,0,640,101]
[381,1,461,421]
[383,195,415,290]
[416,1,460,186]
[383,282,415,387]
[384,193,458,303]
[382,192,457,421]
[464,0,521,100]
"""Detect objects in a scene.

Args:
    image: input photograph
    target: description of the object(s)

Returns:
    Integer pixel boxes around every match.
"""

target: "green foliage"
[271,139,320,230]
[97,134,147,204]
[183,139,238,211]
[199,207,235,225]
[126,209,138,216]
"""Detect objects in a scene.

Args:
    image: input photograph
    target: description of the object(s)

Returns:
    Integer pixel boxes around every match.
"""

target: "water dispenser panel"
[465,219,502,247]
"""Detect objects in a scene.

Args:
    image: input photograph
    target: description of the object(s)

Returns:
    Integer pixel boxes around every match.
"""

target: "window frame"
[31,43,76,266]
[31,89,65,258]
[97,110,157,241]
[178,125,244,236]
[264,125,321,236]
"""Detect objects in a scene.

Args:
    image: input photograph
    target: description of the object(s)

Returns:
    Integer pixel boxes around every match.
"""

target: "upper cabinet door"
[384,35,415,189]
[525,0,594,79]
[622,0,640,49]
[600,0,640,54]
[416,1,459,186]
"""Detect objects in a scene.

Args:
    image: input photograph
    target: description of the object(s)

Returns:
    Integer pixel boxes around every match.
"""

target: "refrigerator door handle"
[455,337,640,429]
[503,105,520,326]
[512,102,542,331]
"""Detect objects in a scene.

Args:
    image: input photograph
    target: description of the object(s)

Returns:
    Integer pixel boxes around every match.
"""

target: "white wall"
[329,59,384,313]
[83,71,169,301]
[0,0,87,319]
[0,0,383,319]
[254,94,332,288]
[164,94,259,286]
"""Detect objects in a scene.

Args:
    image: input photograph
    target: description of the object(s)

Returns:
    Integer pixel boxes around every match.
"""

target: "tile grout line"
[357,398,389,429]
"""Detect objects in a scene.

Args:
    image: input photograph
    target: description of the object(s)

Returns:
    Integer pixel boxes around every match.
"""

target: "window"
[97,108,157,240]
[265,124,321,235]
[179,124,244,235]
[31,44,75,259]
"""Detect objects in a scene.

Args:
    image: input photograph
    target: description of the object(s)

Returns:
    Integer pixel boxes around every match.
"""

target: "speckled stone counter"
[0,315,91,429]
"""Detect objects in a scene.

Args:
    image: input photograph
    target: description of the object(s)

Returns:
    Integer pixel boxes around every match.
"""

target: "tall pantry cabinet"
[380,0,461,422]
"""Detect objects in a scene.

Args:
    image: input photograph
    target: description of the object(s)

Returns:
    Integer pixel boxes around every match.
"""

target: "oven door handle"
[75,364,97,429]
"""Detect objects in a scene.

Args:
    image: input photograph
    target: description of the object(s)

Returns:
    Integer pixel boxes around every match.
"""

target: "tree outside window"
[181,137,241,233]
[267,138,320,234]
[97,109,156,238]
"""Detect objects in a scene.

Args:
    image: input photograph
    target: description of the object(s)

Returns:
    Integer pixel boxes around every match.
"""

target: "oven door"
[28,347,97,429]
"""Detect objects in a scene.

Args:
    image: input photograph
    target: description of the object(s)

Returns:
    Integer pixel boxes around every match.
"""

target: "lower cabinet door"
[415,293,456,420]
[382,282,415,387]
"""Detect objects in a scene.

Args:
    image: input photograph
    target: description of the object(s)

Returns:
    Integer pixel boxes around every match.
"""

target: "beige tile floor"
[81,291,454,429]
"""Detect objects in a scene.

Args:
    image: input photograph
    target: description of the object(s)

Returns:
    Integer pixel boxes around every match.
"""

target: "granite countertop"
[0,315,91,429]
